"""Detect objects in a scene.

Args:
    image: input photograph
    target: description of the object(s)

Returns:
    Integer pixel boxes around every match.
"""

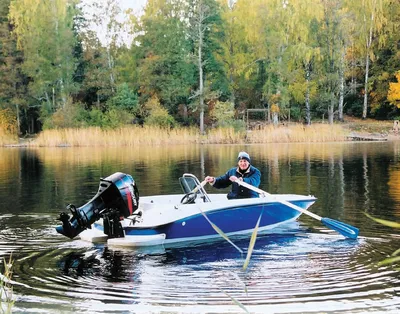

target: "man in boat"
[205,151,261,199]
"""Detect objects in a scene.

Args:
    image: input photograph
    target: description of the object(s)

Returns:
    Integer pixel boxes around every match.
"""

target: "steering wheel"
[180,192,197,204]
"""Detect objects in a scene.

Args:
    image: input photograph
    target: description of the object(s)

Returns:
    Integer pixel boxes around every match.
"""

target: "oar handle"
[191,179,208,194]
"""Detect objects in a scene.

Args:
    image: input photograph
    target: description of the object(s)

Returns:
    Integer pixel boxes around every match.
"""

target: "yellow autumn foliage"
[388,71,400,108]
[0,109,17,135]
[0,109,18,145]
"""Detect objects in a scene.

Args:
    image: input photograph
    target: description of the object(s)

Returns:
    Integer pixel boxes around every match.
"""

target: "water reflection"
[14,226,398,314]
[1,142,400,313]
[1,142,399,233]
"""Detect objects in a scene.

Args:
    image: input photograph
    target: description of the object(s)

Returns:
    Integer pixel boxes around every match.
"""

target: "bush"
[208,101,245,132]
[210,100,235,124]
[42,103,88,129]
[145,107,177,128]
[107,83,139,114]
[288,106,303,122]
[86,108,104,127]
[42,103,135,130]
[101,108,134,129]
[143,96,177,128]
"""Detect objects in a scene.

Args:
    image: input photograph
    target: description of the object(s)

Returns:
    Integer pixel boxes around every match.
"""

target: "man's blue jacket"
[212,165,261,199]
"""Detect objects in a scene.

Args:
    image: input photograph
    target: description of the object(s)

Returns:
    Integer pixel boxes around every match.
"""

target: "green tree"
[346,0,389,119]
[216,0,270,119]
[367,0,400,118]
[107,83,139,114]
[187,0,225,133]
[9,0,79,116]
[285,0,324,125]
[78,0,128,107]
[9,0,78,107]
[132,0,197,118]
[217,0,245,106]
[0,0,30,134]
[317,0,345,124]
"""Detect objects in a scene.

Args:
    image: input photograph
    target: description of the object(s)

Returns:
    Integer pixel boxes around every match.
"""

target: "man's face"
[238,159,249,170]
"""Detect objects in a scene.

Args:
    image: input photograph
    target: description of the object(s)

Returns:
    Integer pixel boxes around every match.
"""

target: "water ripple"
[2,215,400,313]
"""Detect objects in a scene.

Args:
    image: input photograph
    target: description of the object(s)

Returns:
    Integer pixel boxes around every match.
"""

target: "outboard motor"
[56,172,139,239]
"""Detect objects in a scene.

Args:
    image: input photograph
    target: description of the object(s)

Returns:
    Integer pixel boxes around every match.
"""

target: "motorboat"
[55,172,318,247]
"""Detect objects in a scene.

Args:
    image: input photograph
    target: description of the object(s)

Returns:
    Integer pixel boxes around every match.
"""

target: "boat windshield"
[179,174,211,202]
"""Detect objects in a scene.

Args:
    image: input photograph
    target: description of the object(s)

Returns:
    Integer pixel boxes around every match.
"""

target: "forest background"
[1,0,400,140]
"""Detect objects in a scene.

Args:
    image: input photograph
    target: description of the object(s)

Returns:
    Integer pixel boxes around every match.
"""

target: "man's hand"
[205,176,215,184]
[230,176,242,182]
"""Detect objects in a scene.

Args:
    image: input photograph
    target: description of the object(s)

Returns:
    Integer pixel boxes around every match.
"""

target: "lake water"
[1,142,400,313]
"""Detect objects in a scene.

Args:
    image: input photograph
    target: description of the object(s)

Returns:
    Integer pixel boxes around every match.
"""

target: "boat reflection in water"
[57,224,305,278]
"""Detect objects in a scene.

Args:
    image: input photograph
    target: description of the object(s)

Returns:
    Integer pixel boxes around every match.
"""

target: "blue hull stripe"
[94,200,311,239]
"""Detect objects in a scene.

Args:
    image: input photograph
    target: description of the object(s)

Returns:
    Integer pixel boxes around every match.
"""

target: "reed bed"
[31,126,201,147]
[27,123,349,147]
[206,127,246,144]
[0,128,18,146]
[247,124,347,143]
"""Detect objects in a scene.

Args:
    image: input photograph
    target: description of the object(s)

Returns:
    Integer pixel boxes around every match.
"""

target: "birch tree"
[80,0,126,105]
[286,0,324,125]
[9,0,78,113]
[187,0,223,134]
[347,0,388,119]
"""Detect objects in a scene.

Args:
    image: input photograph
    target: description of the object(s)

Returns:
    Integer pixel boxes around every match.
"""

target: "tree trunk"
[338,49,345,122]
[107,48,115,93]
[16,104,20,135]
[59,79,67,108]
[362,52,370,119]
[52,88,55,110]
[328,95,334,124]
[351,44,357,95]
[45,91,52,111]
[198,5,205,134]
[305,62,311,125]
[362,16,374,119]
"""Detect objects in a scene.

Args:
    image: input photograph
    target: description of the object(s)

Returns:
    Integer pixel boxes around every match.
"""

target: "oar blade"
[321,217,359,239]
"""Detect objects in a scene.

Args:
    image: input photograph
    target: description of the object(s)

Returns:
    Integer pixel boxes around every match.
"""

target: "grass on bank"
[25,123,349,147]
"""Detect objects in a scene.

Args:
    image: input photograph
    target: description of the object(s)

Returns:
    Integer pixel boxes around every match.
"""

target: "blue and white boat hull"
[79,193,316,247]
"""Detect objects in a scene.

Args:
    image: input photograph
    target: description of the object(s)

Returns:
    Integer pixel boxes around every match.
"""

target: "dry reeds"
[25,123,349,147]
[0,128,18,146]
[206,127,246,144]
[247,124,347,143]
[31,126,201,147]
[0,256,14,313]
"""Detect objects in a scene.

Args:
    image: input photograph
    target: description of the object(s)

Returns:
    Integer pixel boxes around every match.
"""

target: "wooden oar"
[235,180,359,239]
[192,179,208,193]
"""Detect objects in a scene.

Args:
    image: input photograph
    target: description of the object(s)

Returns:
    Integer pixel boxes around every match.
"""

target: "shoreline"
[1,117,399,147]
[3,131,399,148]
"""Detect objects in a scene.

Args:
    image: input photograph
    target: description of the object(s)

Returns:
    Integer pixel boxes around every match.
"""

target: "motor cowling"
[56,172,139,239]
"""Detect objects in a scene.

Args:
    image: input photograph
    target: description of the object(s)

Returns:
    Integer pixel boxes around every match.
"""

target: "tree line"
[0,0,400,135]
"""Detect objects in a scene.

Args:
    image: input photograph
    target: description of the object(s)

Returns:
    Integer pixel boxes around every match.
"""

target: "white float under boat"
[56,172,320,247]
